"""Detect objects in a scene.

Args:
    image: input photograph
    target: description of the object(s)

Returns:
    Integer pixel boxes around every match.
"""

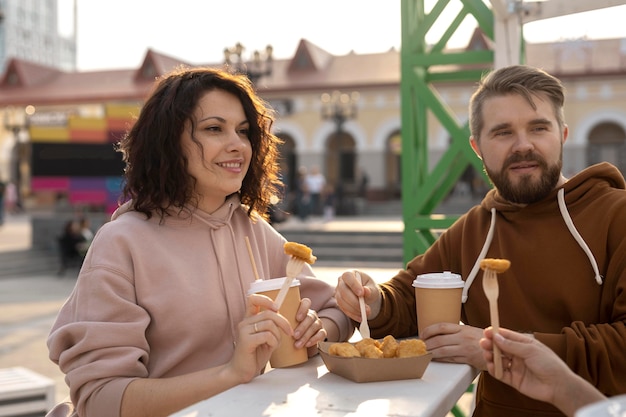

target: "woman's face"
[182,89,252,213]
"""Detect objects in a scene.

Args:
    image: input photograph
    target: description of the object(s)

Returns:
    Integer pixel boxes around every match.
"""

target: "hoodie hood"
[461,162,624,302]
[111,194,248,338]
[479,161,625,213]
[111,195,240,227]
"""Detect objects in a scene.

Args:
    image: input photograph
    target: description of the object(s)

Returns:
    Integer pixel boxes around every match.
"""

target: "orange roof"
[1,36,624,108]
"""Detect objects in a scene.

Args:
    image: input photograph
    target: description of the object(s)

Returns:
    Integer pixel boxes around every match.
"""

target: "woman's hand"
[228,293,293,383]
[479,327,606,417]
[293,297,327,355]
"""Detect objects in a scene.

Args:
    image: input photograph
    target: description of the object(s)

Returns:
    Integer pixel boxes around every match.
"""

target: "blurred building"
[0,0,76,72]
[0,33,625,215]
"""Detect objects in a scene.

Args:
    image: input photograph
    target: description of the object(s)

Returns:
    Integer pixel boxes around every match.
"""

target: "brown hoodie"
[369,162,626,417]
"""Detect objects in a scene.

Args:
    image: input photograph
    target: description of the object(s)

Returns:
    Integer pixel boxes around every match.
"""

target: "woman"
[47,67,353,417]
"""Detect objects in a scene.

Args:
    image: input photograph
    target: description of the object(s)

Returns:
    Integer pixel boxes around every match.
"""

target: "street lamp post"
[320,90,360,134]
[320,90,360,215]
[223,43,273,86]
[3,105,35,211]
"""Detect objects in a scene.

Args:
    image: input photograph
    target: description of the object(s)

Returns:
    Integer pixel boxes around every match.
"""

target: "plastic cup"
[412,271,464,336]
[247,278,308,368]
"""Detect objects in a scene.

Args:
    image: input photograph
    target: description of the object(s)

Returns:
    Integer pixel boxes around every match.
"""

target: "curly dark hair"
[116,66,283,221]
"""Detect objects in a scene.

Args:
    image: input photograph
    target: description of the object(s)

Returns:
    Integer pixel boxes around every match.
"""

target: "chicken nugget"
[328,342,361,358]
[361,344,384,358]
[283,242,317,264]
[354,338,380,356]
[380,335,399,358]
[396,339,427,358]
[479,258,510,273]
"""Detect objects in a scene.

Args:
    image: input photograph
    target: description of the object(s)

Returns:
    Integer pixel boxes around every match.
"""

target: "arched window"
[587,122,626,175]
[325,132,356,186]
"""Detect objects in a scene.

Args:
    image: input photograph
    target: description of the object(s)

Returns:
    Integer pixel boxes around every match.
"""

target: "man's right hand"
[335,270,382,322]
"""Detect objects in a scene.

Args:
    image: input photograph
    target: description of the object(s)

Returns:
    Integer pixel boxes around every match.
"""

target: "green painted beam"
[401,0,508,262]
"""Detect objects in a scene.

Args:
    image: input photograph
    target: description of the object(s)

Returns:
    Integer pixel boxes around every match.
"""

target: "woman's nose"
[226,130,247,150]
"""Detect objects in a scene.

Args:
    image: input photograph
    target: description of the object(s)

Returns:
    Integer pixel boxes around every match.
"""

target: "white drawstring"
[462,189,603,303]
[462,207,497,303]
[557,188,603,285]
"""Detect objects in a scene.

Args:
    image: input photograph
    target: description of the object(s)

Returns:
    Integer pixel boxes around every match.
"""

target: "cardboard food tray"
[318,341,432,383]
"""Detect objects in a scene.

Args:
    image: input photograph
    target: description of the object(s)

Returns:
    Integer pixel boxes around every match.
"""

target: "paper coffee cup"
[412,271,464,336]
[247,278,308,368]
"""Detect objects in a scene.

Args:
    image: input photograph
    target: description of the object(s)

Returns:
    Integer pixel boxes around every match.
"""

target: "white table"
[169,355,478,417]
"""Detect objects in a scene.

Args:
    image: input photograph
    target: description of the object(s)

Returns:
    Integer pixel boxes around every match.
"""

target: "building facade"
[0,0,76,72]
[1,35,625,215]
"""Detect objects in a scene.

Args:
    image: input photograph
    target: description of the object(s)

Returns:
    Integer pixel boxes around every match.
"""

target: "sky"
[58,0,626,72]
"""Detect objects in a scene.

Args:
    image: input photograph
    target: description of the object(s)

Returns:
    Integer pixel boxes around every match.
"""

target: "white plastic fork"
[482,268,503,379]
[355,272,370,339]
[274,257,305,310]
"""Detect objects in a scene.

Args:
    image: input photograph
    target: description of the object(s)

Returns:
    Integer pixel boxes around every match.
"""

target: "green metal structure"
[400,0,500,263]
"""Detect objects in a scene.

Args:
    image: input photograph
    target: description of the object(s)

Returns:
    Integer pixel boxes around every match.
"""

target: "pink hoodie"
[47,194,352,417]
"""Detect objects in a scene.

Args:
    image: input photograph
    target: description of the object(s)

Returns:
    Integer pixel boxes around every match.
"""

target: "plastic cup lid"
[412,271,464,289]
[247,277,300,295]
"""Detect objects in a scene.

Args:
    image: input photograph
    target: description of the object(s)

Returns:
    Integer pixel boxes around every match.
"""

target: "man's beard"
[484,152,562,204]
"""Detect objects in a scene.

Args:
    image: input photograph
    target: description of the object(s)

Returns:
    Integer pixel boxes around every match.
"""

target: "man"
[335,65,626,417]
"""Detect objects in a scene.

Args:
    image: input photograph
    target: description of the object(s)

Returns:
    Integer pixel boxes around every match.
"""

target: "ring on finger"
[254,322,259,333]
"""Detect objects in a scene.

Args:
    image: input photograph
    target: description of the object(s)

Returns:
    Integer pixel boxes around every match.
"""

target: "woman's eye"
[238,128,250,136]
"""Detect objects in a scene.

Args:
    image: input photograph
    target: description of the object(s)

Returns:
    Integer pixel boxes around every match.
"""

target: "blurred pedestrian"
[295,165,311,221]
[323,183,336,222]
[77,216,94,255]
[57,219,86,276]
[305,165,325,216]
[5,181,18,214]
[0,180,5,226]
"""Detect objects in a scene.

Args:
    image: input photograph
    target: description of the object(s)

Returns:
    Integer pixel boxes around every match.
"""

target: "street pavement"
[0,212,406,406]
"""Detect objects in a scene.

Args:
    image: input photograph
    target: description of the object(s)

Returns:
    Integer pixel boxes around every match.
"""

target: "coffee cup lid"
[247,277,301,295]
[412,271,464,289]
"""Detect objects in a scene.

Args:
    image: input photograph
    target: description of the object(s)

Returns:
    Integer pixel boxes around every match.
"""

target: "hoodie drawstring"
[462,189,603,303]
[462,207,497,303]
[557,188,603,285]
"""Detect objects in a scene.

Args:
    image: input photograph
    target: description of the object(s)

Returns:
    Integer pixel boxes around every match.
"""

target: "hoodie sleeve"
[367,235,450,339]
[298,275,354,342]
[47,265,147,417]
[534,263,626,396]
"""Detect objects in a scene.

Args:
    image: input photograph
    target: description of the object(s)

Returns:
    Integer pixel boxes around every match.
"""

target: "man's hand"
[420,323,487,369]
[335,270,382,322]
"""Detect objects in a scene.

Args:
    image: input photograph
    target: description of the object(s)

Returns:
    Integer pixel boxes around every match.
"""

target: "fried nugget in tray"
[328,342,361,358]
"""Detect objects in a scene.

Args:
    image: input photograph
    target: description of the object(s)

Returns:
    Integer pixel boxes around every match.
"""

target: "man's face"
[470,93,568,204]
